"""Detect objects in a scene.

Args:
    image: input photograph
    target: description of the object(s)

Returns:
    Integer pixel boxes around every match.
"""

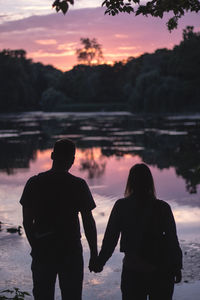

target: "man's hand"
[81,210,99,271]
[88,256,97,272]
[174,269,182,283]
[89,256,103,273]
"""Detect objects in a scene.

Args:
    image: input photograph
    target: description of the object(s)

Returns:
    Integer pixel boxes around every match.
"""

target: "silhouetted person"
[20,139,97,300]
[92,163,182,300]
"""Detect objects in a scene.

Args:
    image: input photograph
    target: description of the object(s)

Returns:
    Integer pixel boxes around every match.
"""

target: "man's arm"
[81,210,98,271]
[22,206,35,248]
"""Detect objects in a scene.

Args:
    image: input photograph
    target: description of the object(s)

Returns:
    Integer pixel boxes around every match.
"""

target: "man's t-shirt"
[20,170,96,260]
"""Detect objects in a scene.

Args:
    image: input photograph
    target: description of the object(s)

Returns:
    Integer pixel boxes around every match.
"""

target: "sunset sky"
[0,0,200,70]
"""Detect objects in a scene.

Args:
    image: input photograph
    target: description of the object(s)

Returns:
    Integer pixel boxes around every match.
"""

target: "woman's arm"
[98,202,121,267]
[163,202,183,280]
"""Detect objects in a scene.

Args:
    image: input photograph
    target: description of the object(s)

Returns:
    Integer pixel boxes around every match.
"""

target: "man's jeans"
[31,253,83,300]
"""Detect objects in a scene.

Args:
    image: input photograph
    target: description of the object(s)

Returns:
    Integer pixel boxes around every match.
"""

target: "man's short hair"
[53,139,76,160]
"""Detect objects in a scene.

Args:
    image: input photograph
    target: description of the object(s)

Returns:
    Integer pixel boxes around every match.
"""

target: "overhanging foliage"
[52,0,200,30]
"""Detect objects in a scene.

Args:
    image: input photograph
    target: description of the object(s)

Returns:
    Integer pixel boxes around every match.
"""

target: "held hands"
[89,256,104,273]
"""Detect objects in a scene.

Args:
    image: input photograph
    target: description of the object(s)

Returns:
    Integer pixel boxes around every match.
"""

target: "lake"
[0,111,200,299]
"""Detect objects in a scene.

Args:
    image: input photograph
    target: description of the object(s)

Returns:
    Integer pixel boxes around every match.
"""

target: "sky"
[0,0,200,70]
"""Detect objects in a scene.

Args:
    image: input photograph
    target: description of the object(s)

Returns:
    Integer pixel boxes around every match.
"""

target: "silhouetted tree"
[1,49,26,59]
[0,49,62,111]
[76,38,103,66]
[40,87,71,111]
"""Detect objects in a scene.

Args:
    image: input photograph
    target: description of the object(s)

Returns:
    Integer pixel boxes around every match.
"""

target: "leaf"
[1,289,14,294]
[126,6,134,13]
[167,16,178,31]
[60,1,69,14]
[52,0,59,7]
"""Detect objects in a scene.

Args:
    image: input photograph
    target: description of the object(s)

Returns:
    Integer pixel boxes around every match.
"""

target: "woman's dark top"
[98,196,182,272]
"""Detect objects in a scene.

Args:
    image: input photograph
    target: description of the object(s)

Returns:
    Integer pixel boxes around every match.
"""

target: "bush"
[0,288,30,300]
[40,87,72,111]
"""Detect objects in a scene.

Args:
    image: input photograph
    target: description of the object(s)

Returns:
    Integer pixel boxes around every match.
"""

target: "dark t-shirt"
[20,170,96,259]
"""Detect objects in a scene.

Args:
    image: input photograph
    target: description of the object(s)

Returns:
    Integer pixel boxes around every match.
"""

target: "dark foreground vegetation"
[0,26,200,113]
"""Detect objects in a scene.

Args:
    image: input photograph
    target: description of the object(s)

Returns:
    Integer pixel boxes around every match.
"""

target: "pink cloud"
[114,34,129,39]
[35,39,57,45]
[0,7,199,70]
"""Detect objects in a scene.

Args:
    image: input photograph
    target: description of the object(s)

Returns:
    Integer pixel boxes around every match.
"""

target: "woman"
[93,163,182,300]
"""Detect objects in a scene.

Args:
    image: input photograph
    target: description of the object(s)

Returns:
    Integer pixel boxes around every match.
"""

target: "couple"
[20,139,182,300]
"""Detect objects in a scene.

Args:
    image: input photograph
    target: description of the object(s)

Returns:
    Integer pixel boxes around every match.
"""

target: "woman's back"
[95,163,182,300]
[100,196,182,272]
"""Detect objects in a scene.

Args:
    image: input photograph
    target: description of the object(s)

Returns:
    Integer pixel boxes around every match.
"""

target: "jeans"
[121,266,174,300]
[31,253,83,300]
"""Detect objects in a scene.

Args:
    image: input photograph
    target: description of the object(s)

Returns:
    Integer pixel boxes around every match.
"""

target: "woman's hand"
[89,256,104,273]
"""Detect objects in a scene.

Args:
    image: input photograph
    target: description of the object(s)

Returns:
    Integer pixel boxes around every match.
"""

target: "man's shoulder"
[20,175,39,206]
[27,171,87,186]
[25,174,38,185]
[24,171,53,186]
[67,173,86,185]
[28,170,49,179]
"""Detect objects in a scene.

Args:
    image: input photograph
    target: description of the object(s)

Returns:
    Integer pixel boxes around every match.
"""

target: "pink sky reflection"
[32,148,200,230]
[0,146,200,240]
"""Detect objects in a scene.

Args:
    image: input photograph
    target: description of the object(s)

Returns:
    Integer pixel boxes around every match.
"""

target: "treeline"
[0,26,200,113]
[0,49,62,112]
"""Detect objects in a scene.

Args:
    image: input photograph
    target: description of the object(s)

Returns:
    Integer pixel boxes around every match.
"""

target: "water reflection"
[79,149,106,179]
[0,112,199,194]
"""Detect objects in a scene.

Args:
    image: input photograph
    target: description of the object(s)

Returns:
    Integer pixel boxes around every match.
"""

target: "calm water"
[0,111,200,299]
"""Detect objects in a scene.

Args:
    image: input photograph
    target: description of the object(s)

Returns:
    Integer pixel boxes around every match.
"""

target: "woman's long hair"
[124,163,156,200]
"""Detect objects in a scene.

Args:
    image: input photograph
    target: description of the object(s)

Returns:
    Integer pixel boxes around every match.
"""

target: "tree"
[52,0,200,30]
[0,49,63,112]
[183,25,198,41]
[76,38,103,65]
[1,49,26,59]
[40,87,70,111]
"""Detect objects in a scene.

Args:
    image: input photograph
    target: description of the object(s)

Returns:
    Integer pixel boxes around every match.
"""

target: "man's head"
[51,139,76,170]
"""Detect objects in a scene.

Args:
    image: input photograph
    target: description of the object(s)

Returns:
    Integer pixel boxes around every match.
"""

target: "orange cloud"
[36,39,57,45]
[29,49,75,58]
[114,34,128,39]
[57,42,77,50]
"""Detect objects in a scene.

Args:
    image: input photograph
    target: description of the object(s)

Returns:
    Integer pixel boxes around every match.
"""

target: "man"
[20,139,97,300]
